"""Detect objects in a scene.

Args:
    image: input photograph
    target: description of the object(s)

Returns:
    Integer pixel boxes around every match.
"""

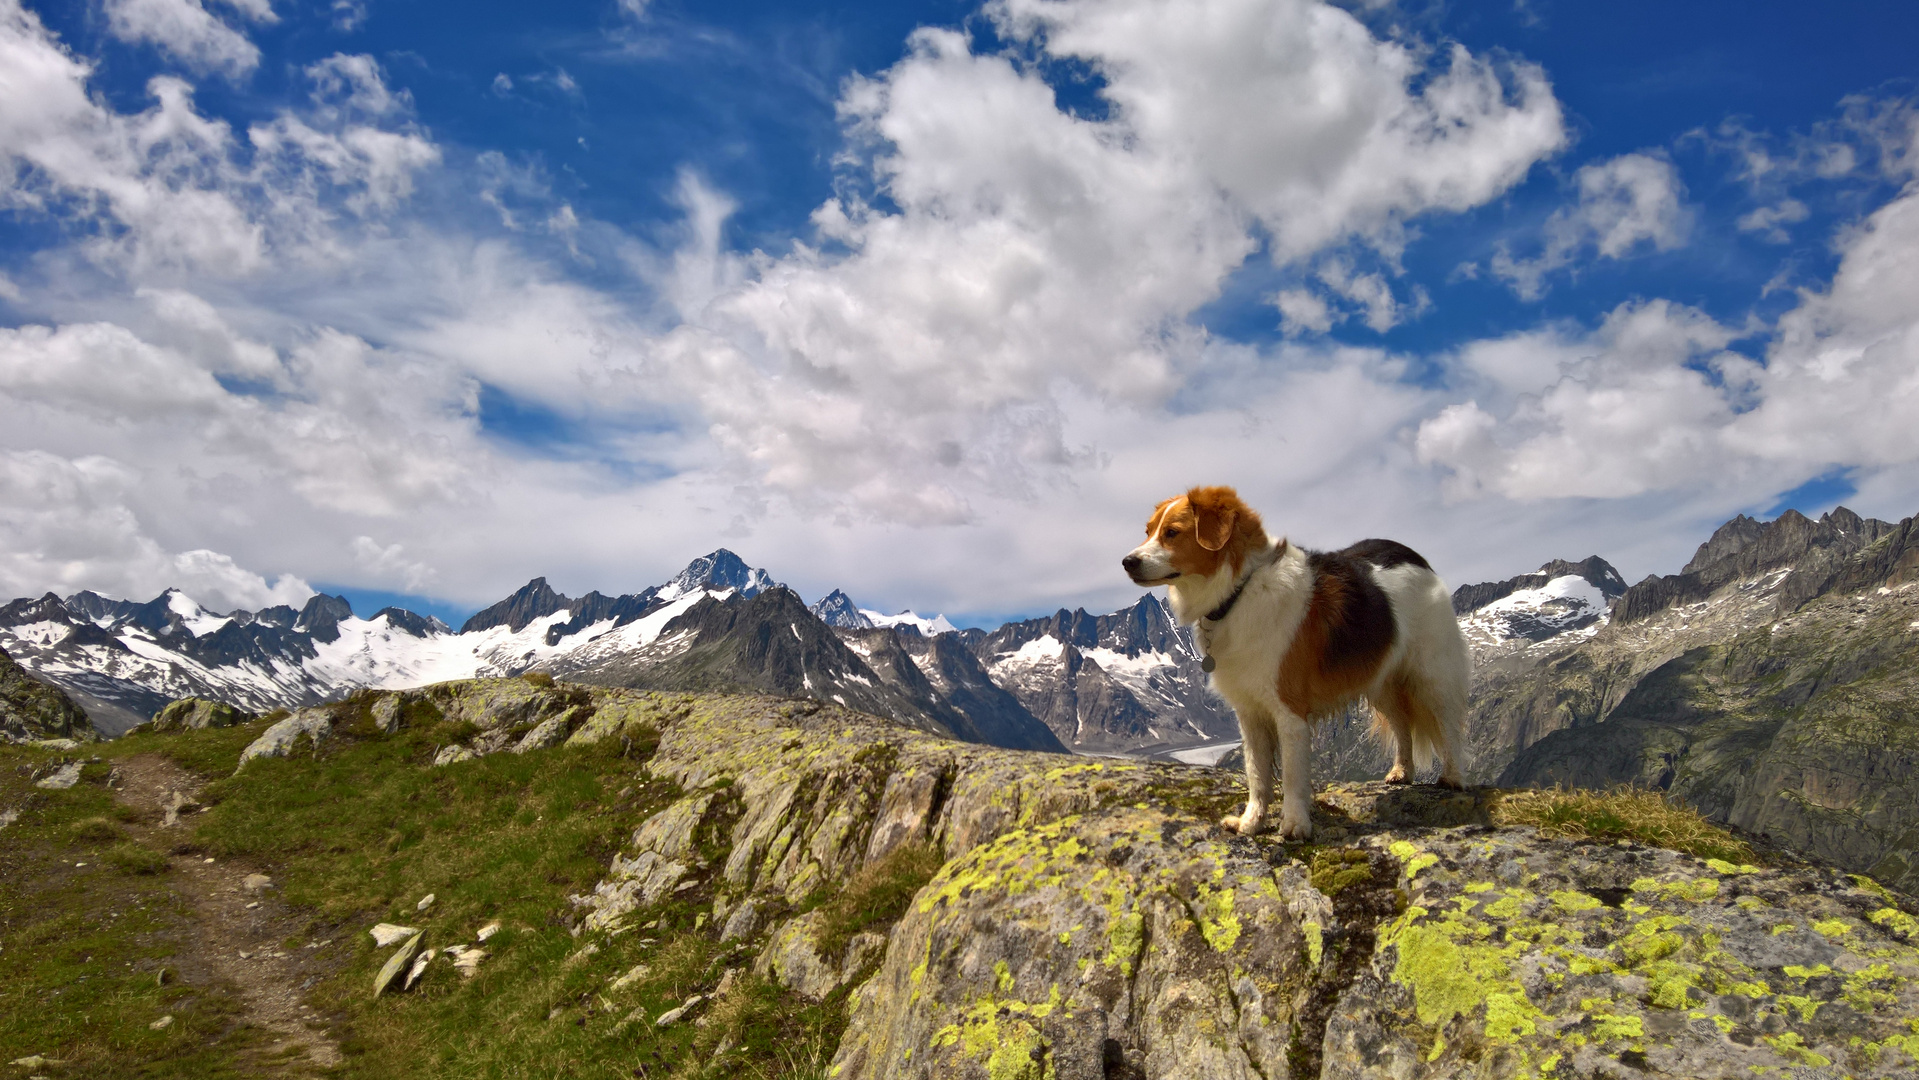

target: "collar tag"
[1201,655,1216,673]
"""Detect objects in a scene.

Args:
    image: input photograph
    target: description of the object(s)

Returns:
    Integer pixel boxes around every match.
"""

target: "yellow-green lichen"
[1762,1032,1830,1067]
[1104,911,1144,976]
[1303,920,1324,967]
[1811,918,1852,939]
[1196,886,1240,952]
[1551,889,1603,913]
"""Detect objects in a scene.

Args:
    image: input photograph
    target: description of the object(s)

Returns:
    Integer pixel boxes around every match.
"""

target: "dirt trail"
[113,753,343,1072]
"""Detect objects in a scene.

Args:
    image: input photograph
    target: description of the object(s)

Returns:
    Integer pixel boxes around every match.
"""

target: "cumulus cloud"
[0,448,312,611]
[638,0,1564,522]
[1491,152,1691,298]
[1419,152,1919,507]
[0,6,435,277]
[103,0,261,78]
[1736,198,1809,243]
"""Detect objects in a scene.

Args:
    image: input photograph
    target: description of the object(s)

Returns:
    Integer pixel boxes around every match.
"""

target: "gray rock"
[403,948,436,991]
[241,874,272,893]
[33,762,82,790]
[369,923,419,947]
[236,708,333,770]
[432,744,475,767]
[373,932,423,997]
[511,709,578,753]
[151,697,252,731]
[654,995,703,1028]
[370,695,403,734]
[720,899,761,943]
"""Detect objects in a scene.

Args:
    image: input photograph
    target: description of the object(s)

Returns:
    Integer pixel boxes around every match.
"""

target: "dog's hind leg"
[1222,706,1276,836]
[1372,699,1417,784]
[1402,676,1465,789]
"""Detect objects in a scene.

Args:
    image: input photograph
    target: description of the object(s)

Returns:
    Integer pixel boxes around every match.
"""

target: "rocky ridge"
[235,677,1919,1078]
[1477,508,1919,893]
[0,641,95,744]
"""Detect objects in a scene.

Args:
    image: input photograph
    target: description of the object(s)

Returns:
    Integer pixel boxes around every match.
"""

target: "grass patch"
[810,841,941,959]
[103,841,171,875]
[0,744,264,1077]
[70,815,127,844]
[1494,786,1757,864]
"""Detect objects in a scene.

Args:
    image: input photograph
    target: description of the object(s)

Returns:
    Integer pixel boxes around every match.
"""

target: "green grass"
[809,841,941,959]
[1493,786,1758,864]
[5,692,856,1079]
[0,744,263,1078]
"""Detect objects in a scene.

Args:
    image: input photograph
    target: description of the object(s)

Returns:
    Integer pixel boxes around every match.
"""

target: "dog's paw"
[1221,813,1266,835]
[1383,765,1411,784]
[1277,814,1313,841]
[1432,774,1466,791]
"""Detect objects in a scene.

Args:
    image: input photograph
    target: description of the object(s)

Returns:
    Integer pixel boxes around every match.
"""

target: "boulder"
[432,745,475,767]
[236,708,333,769]
[151,697,253,732]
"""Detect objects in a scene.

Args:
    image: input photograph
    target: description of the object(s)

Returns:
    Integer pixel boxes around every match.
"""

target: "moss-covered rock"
[150,697,254,732]
[0,642,94,743]
[549,688,1919,1079]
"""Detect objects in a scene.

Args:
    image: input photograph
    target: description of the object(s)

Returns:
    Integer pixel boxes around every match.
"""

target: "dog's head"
[1122,486,1264,587]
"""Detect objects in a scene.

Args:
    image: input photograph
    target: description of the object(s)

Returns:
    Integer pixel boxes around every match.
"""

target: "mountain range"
[6,506,1918,892]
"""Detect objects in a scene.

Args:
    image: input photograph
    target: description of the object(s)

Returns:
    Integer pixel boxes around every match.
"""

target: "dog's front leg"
[1275,708,1314,840]
[1222,707,1276,835]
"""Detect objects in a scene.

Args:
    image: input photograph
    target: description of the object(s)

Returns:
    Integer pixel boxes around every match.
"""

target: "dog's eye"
[1164,527,1181,538]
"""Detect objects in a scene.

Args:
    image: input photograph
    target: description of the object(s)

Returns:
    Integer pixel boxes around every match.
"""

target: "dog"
[1122,485,1469,840]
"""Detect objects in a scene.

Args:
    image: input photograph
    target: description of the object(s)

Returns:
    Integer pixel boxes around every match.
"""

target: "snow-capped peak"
[860,609,957,636]
[810,589,874,629]
[656,549,777,603]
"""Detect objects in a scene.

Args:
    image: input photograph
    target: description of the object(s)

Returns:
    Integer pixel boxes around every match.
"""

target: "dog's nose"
[1122,554,1142,576]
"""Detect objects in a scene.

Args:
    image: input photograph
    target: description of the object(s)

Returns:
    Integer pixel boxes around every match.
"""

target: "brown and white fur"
[1122,486,1470,840]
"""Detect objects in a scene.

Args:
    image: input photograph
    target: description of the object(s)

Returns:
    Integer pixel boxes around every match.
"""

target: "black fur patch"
[1306,549,1397,676]
[1337,538,1432,571]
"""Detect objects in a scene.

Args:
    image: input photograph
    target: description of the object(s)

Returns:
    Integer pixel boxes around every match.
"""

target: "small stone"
[609,963,651,992]
[432,745,476,767]
[373,932,424,997]
[450,947,486,978]
[403,948,436,991]
[720,900,761,943]
[149,1015,174,1030]
[476,921,502,942]
[0,808,17,830]
[33,763,82,790]
[238,951,252,959]
[156,967,170,986]
[654,995,704,1028]
[8,1056,51,1068]
[242,873,272,893]
[203,857,215,864]
[369,923,419,947]
[415,893,435,912]
[245,902,259,910]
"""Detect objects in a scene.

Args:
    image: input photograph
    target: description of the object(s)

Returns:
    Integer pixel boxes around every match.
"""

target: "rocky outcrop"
[0,641,95,743]
[550,691,1919,1079]
[1451,555,1626,616]
[236,707,334,768]
[150,697,254,731]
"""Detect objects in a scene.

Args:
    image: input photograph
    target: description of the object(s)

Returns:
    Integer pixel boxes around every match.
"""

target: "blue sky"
[2,0,1916,629]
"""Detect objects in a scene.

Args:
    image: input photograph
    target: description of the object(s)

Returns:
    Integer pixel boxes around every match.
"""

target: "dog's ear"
[1193,499,1235,551]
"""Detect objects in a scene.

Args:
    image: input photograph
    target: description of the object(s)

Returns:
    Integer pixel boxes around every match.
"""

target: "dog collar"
[1197,541,1284,671]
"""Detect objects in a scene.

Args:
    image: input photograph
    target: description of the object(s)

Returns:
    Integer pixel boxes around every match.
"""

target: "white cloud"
[350,535,437,592]
[1492,152,1690,299]
[0,448,312,611]
[633,0,1563,523]
[103,0,260,79]
[1736,198,1809,243]
[1273,288,1333,335]
[0,8,435,277]
[209,0,275,22]
[1419,171,1919,509]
